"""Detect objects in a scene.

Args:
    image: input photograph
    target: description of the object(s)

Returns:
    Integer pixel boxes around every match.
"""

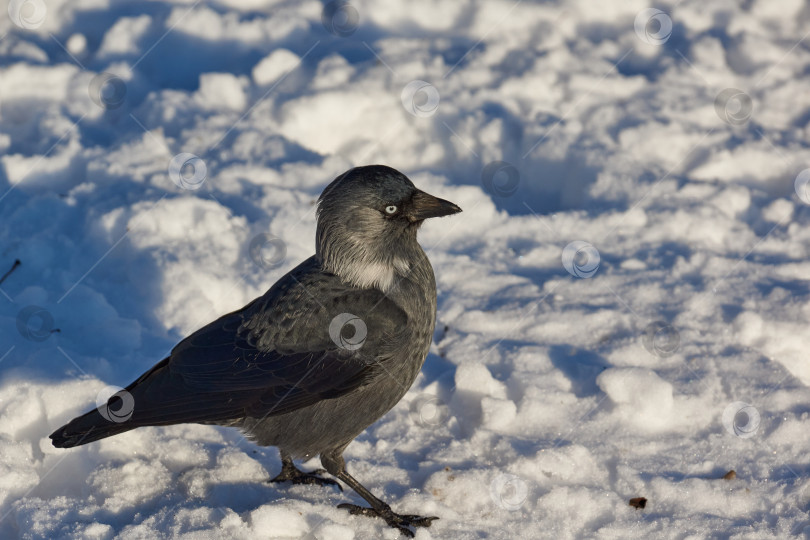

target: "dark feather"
[50,256,408,448]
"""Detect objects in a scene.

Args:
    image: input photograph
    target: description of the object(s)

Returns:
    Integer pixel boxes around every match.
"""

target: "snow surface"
[1,0,810,538]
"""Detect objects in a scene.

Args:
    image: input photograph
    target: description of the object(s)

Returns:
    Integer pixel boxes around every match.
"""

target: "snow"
[252,49,301,87]
[1,0,809,538]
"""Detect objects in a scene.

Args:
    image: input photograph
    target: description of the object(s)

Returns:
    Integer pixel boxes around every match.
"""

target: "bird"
[50,165,462,537]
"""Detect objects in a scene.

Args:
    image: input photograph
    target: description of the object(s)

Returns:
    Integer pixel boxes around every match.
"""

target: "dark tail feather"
[50,359,170,448]
[49,407,137,448]
[49,357,246,448]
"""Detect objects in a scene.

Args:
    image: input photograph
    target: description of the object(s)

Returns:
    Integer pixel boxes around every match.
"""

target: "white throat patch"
[341,257,411,292]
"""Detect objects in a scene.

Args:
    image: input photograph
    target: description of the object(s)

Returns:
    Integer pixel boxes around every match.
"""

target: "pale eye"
[385,205,398,214]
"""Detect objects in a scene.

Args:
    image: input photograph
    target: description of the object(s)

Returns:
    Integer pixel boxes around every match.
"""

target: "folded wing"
[50,261,408,447]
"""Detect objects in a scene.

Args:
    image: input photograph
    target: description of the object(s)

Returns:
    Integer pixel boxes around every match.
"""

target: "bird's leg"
[321,450,438,538]
[269,451,342,491]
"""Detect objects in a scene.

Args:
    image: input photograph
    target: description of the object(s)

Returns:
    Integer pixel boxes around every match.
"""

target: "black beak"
[409,190,462,221]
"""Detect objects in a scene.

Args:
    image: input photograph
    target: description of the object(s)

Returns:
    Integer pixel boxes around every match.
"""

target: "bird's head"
[316,165,462,291]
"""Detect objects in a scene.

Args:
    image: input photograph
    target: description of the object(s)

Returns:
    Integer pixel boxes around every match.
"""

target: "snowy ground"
[1,0,810,538]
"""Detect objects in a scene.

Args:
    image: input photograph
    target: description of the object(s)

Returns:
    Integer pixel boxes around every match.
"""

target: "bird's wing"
[164,267,409,418]
[49,267,411,446]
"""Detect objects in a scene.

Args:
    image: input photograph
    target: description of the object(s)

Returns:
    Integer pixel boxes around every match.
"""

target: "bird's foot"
[338,503,438,538]
[269,466,342,491]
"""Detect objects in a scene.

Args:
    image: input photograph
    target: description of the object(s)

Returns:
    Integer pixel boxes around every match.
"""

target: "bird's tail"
[50,357,171,448]
[49,407,136,448]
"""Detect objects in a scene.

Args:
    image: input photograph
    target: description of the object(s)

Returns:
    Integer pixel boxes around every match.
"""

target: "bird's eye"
[384,205,398,214]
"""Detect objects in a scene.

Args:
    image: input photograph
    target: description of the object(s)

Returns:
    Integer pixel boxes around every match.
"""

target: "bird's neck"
[332,255,411,292]
[317,228,426,293]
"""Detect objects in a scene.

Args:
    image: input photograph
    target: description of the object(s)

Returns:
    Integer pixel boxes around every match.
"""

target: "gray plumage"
[50,165,461,537]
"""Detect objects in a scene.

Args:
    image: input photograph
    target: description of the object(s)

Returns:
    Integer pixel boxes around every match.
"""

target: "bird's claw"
[268,468,342,491]
[338,503,438,537]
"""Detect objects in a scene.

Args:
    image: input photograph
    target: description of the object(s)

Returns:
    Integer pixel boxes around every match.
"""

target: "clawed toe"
[338,503,438,537]
[397,514,439,527]
[337,503,377,517]
[269,469,342,491]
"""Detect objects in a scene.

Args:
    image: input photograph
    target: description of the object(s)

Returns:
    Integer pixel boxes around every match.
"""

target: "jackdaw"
[50,165,462,537]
